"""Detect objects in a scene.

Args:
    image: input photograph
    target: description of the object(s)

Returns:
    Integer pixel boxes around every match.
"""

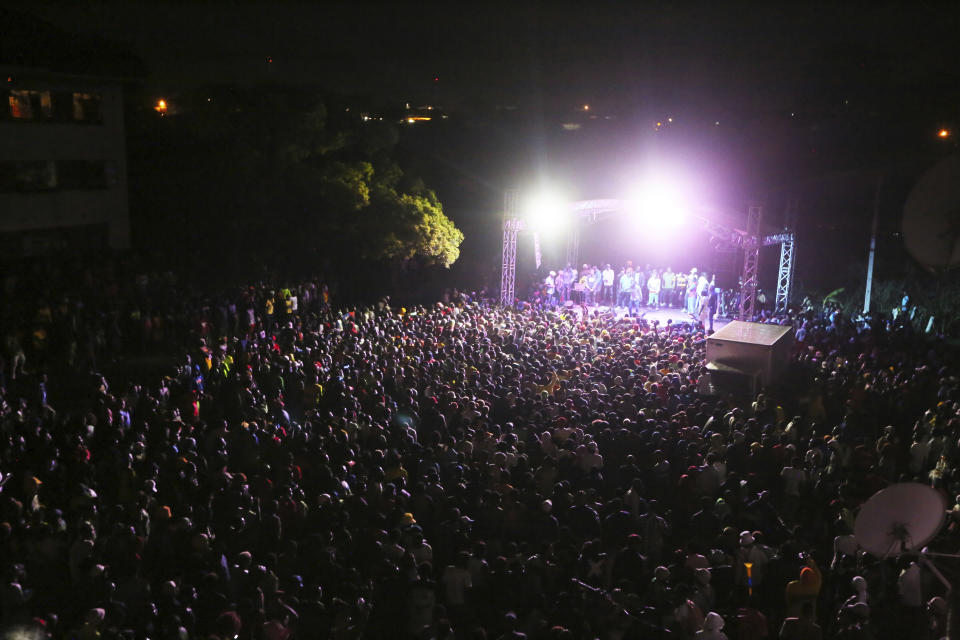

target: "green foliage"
[129,86,463,275]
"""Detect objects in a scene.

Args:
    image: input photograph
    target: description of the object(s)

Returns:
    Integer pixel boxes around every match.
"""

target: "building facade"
[0,66,131,255]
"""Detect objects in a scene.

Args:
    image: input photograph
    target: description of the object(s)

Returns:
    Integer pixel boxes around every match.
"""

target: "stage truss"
[500,193,796,320]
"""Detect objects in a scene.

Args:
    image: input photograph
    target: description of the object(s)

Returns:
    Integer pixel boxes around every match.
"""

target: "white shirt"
[602,268,615,286]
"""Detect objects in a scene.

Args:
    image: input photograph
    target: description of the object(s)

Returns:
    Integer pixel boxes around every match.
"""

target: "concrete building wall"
[0,67,130,253]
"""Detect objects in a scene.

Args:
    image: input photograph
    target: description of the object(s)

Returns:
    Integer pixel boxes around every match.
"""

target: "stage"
[556,302,733,330]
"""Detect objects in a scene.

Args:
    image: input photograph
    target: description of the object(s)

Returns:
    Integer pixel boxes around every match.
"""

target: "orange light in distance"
[154,99,167,114]
[939,129,950,138]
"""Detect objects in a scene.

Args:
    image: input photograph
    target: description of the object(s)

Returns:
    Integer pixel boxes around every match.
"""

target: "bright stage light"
[524,190,568,232]
[625,177,691,232]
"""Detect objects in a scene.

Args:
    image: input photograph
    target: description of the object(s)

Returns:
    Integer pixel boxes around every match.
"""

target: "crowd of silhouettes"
[0,257,957,639]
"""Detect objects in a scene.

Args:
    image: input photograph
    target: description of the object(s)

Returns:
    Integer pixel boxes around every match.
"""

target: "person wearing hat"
[734,531,769,595]
[697,611,728,640]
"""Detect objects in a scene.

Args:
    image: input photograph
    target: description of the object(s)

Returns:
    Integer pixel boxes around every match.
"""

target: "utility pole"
[863,176,883,314]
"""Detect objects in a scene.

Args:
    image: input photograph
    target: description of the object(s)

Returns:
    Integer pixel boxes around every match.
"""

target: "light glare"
[625,177,690,233]
[524,191,567,232]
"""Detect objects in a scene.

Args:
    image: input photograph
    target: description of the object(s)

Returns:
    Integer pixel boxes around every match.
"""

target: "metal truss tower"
[775,234,795,314]
[500,190,520,306]
[499,194,795,319]
[738,204,762,320]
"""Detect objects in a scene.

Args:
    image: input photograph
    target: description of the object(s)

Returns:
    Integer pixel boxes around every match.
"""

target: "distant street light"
[154,99,167,115]
[938,129,950,139]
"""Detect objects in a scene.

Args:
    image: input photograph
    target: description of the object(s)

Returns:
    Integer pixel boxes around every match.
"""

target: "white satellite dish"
[854,483,946,557]
[902,155,960,271]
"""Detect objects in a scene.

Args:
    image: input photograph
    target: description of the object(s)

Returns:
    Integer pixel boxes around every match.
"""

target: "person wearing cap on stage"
[602,264,615,305]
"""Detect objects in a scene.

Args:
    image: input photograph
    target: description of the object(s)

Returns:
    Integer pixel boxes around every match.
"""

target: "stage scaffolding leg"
[738,204,762,321]
[500,191,520,307]
[775,232,795,314]
[500,218,519,307]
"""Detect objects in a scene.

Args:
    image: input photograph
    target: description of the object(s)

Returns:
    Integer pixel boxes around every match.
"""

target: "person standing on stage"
[707,287,719,331]
[697,271,710,300]
[545,271,557,307]
[556,267,568,304]
[629,270,643,316]
[662,267,676,308]
[618,267,634,309]
[647,270,662,308]
[698,289,711,326]
[686,269,699,314]
[675,269,688,309]
[602,264,616,305]
[564,263,577,303]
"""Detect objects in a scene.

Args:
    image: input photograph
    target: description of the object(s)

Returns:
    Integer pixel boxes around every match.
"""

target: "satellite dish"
[854,483,946,557]
[902,155,960,270]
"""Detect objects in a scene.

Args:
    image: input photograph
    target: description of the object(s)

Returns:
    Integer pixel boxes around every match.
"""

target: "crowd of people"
[539,264,726,322]
[1,260,958,640]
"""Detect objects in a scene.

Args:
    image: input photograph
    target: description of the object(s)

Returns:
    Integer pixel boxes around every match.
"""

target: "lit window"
[8,89,52,120]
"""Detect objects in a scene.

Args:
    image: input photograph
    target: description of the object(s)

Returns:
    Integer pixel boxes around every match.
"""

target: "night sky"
[10,2,960,290]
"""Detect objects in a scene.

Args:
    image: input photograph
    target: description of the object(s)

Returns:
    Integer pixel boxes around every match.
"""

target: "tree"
[127,85,463,287]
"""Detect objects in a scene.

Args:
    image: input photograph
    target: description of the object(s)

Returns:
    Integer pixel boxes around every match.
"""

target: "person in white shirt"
[697,273,710,297]
[544,271,557,307]
[601,264,615,305]
[647,270,662,308]
[618,268,634,308]
[442,552,473,608]
[686,269,700,314]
